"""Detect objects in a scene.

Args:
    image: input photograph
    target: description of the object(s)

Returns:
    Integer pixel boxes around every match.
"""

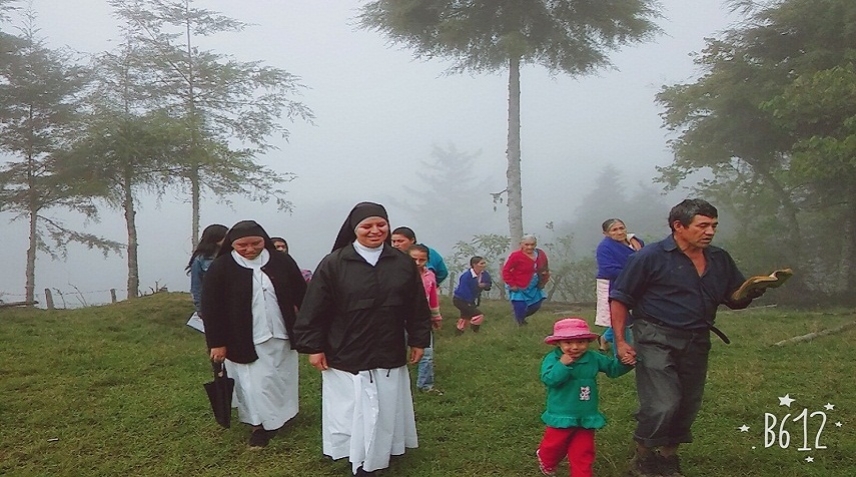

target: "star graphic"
[778,394,795,407]
[738,425,750,432]
[836,421,843,427]
[824,403,835,411]
[805,456,814,463]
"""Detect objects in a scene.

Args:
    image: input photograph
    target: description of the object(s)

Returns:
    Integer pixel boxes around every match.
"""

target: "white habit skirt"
[322,366,418,474]
[225,338,298,430]
[595,278,612,328]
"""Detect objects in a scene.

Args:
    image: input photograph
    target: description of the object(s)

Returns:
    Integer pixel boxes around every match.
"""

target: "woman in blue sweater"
[594,219,643,353]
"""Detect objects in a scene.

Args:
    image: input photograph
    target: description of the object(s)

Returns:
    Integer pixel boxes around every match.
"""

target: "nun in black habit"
[293,202,432,475]
[202,220,307,448]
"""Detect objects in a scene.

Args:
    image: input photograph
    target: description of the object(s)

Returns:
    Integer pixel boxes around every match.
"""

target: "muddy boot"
[626,451,662,477]
[659,454,685,477]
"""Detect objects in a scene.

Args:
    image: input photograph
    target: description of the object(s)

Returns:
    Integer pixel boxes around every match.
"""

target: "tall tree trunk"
[191,166,200,247]
[25,206,37,305]
[123,170,139,299]
[185,2,201,248]
[25,106,37,305]
[505,55,523,248]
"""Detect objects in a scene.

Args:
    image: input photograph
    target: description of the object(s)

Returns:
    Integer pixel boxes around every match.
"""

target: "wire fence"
[0,287,129,309]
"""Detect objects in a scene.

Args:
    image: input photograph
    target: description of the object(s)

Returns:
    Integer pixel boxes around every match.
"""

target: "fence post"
[110,289,117,304]
[44,288,54,310]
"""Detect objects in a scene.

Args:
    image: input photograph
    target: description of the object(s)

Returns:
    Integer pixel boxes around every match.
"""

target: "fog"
[0,1,737,306]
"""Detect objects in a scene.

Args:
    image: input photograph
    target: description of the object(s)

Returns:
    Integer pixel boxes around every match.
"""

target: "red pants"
[537,426,596,477]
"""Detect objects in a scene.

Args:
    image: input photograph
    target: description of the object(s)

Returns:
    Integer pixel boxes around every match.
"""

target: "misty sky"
[0,0,738,306]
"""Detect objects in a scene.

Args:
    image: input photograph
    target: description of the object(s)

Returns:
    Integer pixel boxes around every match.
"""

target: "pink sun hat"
[544,318,599,344]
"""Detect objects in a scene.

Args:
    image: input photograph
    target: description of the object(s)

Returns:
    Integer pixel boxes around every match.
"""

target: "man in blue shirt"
[609,199,763,477]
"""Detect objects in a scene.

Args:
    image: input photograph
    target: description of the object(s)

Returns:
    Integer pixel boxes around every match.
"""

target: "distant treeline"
[0,1,313,304]
[4,0,856,308]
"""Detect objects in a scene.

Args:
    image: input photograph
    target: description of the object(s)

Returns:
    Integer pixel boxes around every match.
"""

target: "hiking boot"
[660,454,685,477]
[536,449,556,476]
[626,451,661,477]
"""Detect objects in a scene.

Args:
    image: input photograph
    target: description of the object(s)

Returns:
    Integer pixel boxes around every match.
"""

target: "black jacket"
[292,244,432,373]
[202,251,307,364]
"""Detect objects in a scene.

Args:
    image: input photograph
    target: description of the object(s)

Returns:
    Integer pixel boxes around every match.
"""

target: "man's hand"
[409,347,424,364]
[309,352,328,371]
[616,341,637,366]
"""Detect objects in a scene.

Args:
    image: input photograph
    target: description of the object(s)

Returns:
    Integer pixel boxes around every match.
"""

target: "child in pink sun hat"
[536,318,634,477]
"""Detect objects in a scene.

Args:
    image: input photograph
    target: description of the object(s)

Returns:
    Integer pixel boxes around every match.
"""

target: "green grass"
[1,294,854,476]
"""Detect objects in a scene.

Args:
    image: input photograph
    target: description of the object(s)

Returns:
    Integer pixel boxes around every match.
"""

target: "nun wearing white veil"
[293,202,432,476]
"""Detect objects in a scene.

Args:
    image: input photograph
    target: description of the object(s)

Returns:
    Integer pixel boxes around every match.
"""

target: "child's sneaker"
[536,449,556,476]
[419,387,444,396]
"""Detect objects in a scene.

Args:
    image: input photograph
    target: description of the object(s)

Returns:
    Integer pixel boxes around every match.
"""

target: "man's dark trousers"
[632,319,712,447]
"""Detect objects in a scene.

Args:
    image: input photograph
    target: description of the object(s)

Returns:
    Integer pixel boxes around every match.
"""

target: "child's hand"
[559,353,576,365]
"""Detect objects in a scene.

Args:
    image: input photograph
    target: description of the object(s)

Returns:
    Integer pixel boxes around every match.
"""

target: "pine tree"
[359,0,661,246]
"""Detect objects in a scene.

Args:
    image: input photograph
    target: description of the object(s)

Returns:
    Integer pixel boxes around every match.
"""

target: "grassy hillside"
[1,294,854,476]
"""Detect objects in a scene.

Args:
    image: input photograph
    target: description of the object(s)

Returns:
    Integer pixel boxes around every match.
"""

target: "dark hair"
[271,236,288,252]
[186,224,228,272]
[391,226,416,241]
[668,199,718,231]
[407,243,430,258]
[470,256,485,267]
[601,218,624,232]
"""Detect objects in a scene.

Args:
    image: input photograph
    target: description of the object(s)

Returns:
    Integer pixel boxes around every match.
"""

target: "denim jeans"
[416,332,434,389]
[632,319,711,447]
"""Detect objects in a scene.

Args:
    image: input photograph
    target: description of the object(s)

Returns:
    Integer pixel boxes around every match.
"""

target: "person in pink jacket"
[408,244,443,394]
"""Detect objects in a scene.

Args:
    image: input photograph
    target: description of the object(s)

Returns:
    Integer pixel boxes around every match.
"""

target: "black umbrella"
[203,362,234,428]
